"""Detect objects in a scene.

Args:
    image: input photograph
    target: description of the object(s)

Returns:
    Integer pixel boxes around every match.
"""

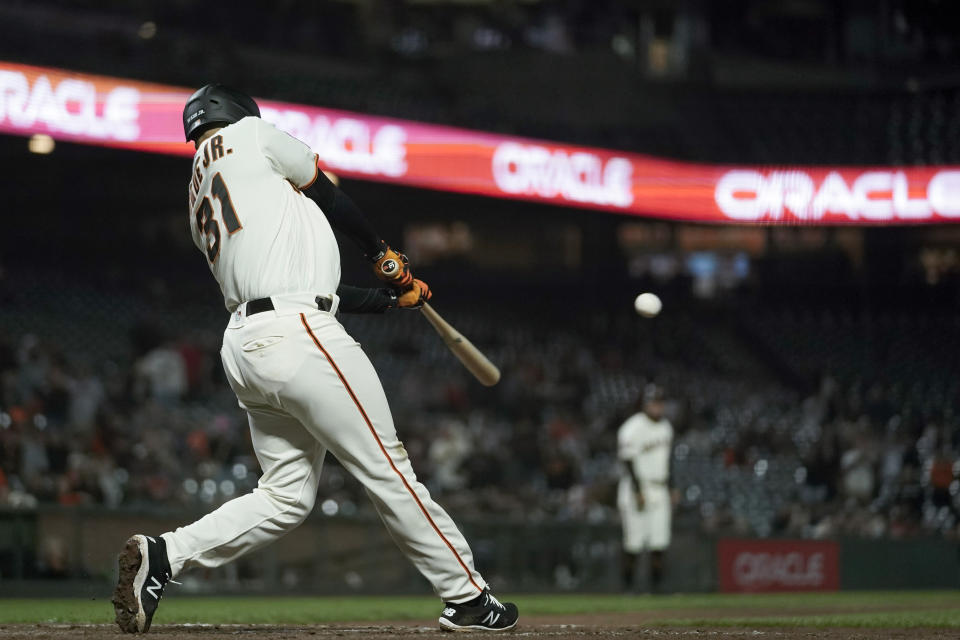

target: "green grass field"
[1,591,959,628]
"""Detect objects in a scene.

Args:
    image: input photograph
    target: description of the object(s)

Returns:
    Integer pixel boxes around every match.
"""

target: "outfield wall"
[0,508,956,595]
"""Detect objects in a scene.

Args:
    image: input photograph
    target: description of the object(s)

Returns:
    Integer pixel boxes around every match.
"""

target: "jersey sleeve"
[254,118,320,188]
[617,419,640,460]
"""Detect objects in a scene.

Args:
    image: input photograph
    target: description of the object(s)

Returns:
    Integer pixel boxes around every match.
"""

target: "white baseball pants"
[619,486,671,553]
[161,294,486,603]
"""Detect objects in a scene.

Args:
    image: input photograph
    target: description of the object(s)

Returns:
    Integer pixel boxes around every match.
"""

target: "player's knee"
[286,497,314,524]
[255,483,316,525]
[275,492,314,525]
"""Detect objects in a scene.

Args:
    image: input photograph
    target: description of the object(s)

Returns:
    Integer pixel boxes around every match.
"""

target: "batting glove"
[371,245,413,288]
[395,279,432,309]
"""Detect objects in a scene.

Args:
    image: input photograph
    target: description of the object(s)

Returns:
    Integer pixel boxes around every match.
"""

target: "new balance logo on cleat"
[438,587,519,632]
[145,576,164,601]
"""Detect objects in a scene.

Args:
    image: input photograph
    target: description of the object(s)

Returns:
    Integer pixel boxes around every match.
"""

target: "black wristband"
[336,284,396,313]
[367,239,389,262]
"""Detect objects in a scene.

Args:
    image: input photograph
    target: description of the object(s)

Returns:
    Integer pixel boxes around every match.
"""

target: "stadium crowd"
[1,278,957,543]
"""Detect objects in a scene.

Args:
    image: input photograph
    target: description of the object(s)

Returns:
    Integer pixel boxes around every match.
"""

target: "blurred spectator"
[0,272,958,545]
[134,341,188,405]
[841,432,877,505]
[929,446,955,511]
[428,419,471,492]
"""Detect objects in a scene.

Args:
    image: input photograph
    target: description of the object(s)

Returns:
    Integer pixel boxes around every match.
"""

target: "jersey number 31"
[195,173,241,263]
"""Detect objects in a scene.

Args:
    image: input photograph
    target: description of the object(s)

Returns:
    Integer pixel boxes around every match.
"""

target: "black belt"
[246,296,332,315]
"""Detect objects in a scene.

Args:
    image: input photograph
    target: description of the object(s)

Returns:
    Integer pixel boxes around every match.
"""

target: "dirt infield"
[0,615,956,640]
[3,598,958,640]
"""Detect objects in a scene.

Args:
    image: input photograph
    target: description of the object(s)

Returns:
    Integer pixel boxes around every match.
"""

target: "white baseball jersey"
[161,113,489,606]
[617,411,673,552]
[187,116,340,312]
[618,412,673,489]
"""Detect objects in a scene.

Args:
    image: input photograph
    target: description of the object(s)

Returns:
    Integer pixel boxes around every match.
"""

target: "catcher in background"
[617,384,674,592]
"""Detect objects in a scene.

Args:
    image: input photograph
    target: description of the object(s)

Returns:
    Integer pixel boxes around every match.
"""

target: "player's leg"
[286,312,487,603]
[161,407,326,576]
[288,313,517,630]
[113,407,324,633]
[649,550,664,591]
[619,506,644,592]
[647,496,672,593]
[621,551,638,591]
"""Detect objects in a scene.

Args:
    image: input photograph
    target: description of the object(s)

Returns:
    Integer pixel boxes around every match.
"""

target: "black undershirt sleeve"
[623,460,642,495]
[336,284,396,313]
[305,171,394,313]
[304,170,386,259]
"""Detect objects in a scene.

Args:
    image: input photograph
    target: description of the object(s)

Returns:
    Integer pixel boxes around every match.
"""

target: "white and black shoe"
[439,588,519,632]
[112,535,174,633]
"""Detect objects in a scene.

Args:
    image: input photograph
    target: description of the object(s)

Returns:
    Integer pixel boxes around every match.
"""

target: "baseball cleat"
[112,535,173,633]
[439,588,519,632]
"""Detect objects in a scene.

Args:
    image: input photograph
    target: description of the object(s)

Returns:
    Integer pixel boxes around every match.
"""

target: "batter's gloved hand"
[635,492,646,510]
[396,279,431,309]
[371,245,413,288]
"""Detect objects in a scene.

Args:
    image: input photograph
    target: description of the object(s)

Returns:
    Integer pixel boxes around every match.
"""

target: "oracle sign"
[717,539,839,593]
[492,142,634,207]
[715,169,960,222]
[0,70,140,141]
[260,106,407,178]
[2,60,959,225]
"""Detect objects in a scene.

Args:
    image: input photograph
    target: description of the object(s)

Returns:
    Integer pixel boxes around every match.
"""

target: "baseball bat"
[420,302,501,386]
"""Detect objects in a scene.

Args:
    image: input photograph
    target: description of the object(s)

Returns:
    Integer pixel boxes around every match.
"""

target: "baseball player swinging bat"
[112,84,518,636]
[379,259,500,386]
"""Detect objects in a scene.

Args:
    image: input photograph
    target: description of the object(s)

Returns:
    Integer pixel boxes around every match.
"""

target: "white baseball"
[634,292,662,318]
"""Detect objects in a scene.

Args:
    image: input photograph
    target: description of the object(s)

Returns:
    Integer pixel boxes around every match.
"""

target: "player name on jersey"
[188,134,230,209]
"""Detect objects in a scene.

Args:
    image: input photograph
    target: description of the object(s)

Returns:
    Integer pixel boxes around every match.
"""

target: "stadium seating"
[2,270,957,541]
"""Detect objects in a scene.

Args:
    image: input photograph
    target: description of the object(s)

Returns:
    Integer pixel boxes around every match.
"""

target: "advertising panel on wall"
[2,60,959,225]
[717,538,840,593]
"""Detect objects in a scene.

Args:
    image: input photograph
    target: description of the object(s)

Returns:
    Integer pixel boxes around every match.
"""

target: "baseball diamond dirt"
[0,621,955,640]
[2,607,959,640]
[2,592,958,639]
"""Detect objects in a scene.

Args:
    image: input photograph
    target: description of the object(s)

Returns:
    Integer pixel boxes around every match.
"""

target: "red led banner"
[718,538,840,593]
[2,61,959,224]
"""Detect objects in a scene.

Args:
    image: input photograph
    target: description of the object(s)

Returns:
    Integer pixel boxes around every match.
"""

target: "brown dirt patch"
[112,536,144,634]
[0,618,955,640]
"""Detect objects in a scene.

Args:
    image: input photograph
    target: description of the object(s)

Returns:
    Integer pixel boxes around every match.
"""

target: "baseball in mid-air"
[634,292,662,318]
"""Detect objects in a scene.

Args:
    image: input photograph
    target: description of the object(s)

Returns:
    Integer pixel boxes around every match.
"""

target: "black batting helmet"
[183,84,260,142]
